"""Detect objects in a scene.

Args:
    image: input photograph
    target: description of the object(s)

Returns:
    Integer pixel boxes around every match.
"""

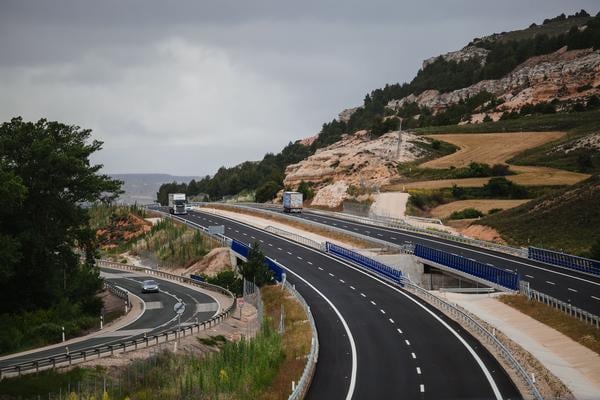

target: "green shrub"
[449,208,484,219]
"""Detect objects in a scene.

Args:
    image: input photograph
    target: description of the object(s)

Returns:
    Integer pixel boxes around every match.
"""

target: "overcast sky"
[1,1,597,176]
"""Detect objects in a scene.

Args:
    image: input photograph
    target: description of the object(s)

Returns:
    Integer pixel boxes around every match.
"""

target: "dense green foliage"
[448,208,484,220]
[398,162,513,181]
[157,141,311,203]
[0,117,121,354]
[481,175,600,256]
[238,242,273,287]
[203,270,243,297]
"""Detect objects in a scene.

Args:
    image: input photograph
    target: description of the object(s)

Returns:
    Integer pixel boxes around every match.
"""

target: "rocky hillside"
[388,47,600,119]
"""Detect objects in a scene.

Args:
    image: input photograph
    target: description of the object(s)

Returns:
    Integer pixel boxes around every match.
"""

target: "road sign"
[174,302,185,315]
[238,298,245,307]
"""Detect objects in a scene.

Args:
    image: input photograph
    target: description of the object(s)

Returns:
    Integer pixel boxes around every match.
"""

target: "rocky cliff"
[388,47,600,117]
[284,130,429,207]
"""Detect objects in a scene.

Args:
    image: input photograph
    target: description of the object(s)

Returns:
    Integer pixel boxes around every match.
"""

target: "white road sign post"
[174,302,185,331]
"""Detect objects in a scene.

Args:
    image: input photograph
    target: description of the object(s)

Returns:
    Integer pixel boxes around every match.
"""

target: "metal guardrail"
[520,281,599,328]
[264,225,325,251]
[415,244,519,291]
[304,207,529,258]
[401,277,543,400]
[284,278,319,400]
[325,242,403,284]
[0,262,237,379]
[528,247,600,276]
[103,281,131,307]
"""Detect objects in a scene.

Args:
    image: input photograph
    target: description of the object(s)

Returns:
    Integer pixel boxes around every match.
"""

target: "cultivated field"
[430,199,530,219]
[421,132,565,168]
[396,132,590,189]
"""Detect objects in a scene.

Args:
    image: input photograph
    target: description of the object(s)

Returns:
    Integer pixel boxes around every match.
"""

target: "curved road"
[282,208,600,315]
[183,209,520,400]
[0,267,219,368]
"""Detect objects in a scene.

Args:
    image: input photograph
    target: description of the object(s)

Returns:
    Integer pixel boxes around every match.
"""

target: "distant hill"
[111,173,200,204]
[479,174,600,256]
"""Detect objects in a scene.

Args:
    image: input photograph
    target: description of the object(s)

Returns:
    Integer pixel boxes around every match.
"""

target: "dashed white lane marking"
[568,288,578,293]
[235,230,239,233]
[391,237,396,240]
[377,233,383,237]
[251,235,255,239]
[525,274,534,279]
[405,340,411,346]
[350,286,355,290]
[380,309,386,314]
[343,225,348,228]
[365,231,370,234]
[318,267,323,271]
[546,280,556,285]
[411,352,416,359]
[268,243,273,246]
[360,293,366,298]
[592,296,600,301]
[370,300,376,306]
[416,367,421,374]
[329,273,335,277]
[259,239,264,243]
[389,318,394,324]
[420,384,425,393]
[242,232,247,236]
[340,279,345,283]
[297,256,303,260]
[307,261,313,265]
[397,328,403,334]
[287,251,293,255]
[277,247,283,251]
[354,228,358,231]
[227,227,232,230]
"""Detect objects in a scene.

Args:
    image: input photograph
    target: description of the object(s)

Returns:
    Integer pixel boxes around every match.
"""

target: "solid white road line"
[592,296,600,301]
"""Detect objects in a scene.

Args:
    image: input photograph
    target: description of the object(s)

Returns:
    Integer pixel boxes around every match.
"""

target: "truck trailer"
[282,191,303,213]
[168,193,187,215]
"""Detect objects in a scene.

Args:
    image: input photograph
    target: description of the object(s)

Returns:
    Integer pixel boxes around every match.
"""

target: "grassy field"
[480,175,600,256]
[414,110,600,174]
[499,294,600,355]
[421,132,565,168]
[430,199,529,219]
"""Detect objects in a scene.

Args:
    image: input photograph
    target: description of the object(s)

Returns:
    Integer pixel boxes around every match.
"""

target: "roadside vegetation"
[479,175,600,256]
[398,161,513,182]
[499,295,600,355]
[0,118,122,355]
[0,247,313,400]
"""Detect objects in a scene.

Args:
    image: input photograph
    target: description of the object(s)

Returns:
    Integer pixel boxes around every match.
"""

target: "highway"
[183,209,520,400]
[247,205,600,316]
[0,267,219,368]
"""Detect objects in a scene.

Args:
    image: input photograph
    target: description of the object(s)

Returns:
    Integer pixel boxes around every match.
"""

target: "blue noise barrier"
[414,244,519,290]
[231,239,283,281]
[325,242,402,283]
[528,247,600,276]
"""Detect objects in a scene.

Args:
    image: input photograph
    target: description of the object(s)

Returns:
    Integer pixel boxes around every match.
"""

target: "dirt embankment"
[96,213,152,249]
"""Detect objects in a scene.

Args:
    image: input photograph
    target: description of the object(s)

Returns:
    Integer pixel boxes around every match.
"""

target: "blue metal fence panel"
[190,274,204,282]
[230,239,283,281]
[325,242,402,284]
[528,247,600,276]
[414,244,519,290]
[231,239,250,258]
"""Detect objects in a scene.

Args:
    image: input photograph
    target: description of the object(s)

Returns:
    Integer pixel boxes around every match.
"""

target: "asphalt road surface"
[183,209,521,400]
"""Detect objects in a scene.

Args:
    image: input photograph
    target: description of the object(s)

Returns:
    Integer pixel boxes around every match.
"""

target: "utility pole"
[395,118,403,160]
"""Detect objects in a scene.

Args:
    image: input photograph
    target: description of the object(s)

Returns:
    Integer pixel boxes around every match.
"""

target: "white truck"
[168,193,187,215]
[283,191,303,213]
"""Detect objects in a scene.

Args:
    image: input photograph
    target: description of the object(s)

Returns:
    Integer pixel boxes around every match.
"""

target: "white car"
[141,279,159,293]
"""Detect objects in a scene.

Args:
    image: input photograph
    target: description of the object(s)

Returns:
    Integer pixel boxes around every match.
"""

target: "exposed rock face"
[422,45,490,69]
[338,107,360,123]
[284,130,428,207]
[553,132,600,153]
[297,135,317,146]
[388,47,600,115]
